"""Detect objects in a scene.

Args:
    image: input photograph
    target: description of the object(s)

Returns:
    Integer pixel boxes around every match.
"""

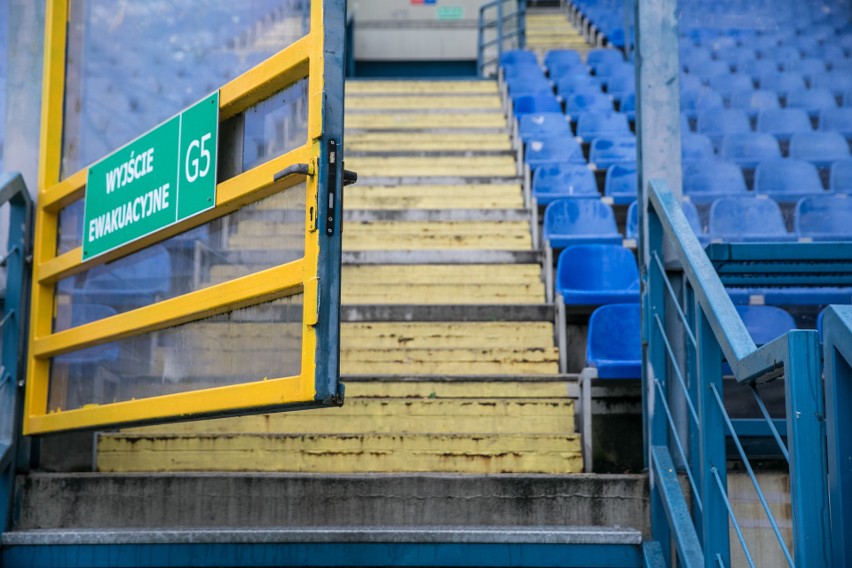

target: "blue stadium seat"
[789,131,851,168]
[506,75,552,98]
[757,108,813,142]
[683,160,748,203]
[708,74,755,102]
[681,133,715,163]
[697,108,751,148]
[739,58,779,79]
[606,74,635,103]
[504,64,545,80]
[680,73,703,93]
[589,136,637,169]
[620,93,636,121]
[786,88,838,118]
[586,304,641,379]
[689,59,732,84]
[713,47,757,73]
[556,245,640,305]
[77,244,173,310]
[758,71,807,97]
[587,48,624,72]
[518,113,572,142]
[729,89,781,119]
[626,200,707,244]
[548,61,588,79]
[719,132,781,169]
[524,136,586,168]
[681,48,712,73]
[543,199,622,249]
[604,163,637,205]
[513,93,562,117]
[831,159,852,192]
[819,108,852,139]
[812,72,852,97]
[681,88,724,120]
[555,76,603,99]
[576,111,630,141]
[544,49,583,71]
[736,306,797,346]
[709,197,795,242]
[795,196,852,240]
[565,92,613,120]
[500,50,538,68]
[763,45,802,65]
[532,164,599,206]
[784,57,827,78]
[595,61,634,83]
[754,158,828,203]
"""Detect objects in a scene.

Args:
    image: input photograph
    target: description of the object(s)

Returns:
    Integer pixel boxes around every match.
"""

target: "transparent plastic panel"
[0,0,7,169]
[47,295,303,412]
[54,182,306,332]
[61,0,311,177]
[243,78,309,172]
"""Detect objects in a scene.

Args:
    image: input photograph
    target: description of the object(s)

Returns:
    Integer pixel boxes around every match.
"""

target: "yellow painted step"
[346,156,517,177]
[347,81,498,95]
[346,113,506,130]
[341,379,570,399]
[341,349,559,375]
[344,184,523,210]
[346,95,501,111]
[342,322,554,350]
[347,132,512,152]
[124,398,574,435]
[97,433,583,474]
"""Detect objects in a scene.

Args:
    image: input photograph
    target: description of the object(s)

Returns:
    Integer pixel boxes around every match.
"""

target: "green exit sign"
[436,6,464,20]
[83,92,219,259]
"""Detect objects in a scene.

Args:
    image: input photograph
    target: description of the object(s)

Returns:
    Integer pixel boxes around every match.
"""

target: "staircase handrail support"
[477,0,527,77]
[645,178,831,567]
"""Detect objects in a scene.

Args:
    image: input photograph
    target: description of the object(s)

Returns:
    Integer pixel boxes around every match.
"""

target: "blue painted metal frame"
[643,178,833,567]
[477,0,527,77]
[0,173,33,538]
[823,305,852,567]
[2,542,642,568]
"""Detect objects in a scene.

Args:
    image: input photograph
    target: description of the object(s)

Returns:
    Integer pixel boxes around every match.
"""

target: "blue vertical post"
[645,207,671,563]
[823,305,852,567]
[496,1,504,66]
[784,331,831,566]
[696,309,728,566]
[518,0,526,49]
[684,283,702,541]
[0,173,33,536]
[477,8,485,76]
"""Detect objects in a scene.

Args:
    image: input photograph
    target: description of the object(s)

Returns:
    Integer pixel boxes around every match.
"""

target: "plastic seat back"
[681,88,724,119]
[729,89,780,118]
[819,108,852,138]
[683,160,747,202]
[789,131,851,167]
[697,108,751,146]
[556,245,640,303]
[587,48,624,71]
[754,158,826,202]
[525,136,585,167]
[740,58,779,79]
[586,304,642,379]
[604,163,637,204]
[689,59,731,83]
[736,306,797,346]
[589,136,637,169]
[708,74,755,102]
[565,92,613,118]
[795,196,852,240]
[758,71,806,96]
[548,61,587,79]
[720,132,781,168]
[709,197,793,242]
[544,49,582,71]
[787,87,837,118]
[555,76,602,99]
[681,133,715,163]
[518,113,571,141]
[831,159,852,192]
[542,199,622,248]
[757,108,812,141]
[576,111,630,140]
[500,50,538,67]
[513,93,561,116]
[812,72,852,96]
[532,164,598,205]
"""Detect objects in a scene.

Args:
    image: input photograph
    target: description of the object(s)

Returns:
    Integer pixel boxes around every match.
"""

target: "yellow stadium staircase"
[95,79,584,476]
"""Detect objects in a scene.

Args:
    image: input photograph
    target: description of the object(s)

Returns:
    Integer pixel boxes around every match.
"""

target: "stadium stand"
[709,197,796,242]
[585,304,641,379]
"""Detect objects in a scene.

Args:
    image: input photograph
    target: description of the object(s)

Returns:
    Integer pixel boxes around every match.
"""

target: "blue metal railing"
[643,179,832,567]
[0,172,33,539]
[477,0,526,78]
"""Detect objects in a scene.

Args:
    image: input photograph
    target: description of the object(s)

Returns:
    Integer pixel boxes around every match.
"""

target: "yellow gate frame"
[24,0,346,435]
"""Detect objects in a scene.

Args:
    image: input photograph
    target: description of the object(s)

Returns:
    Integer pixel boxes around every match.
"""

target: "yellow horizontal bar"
[41,167,87,213]
[220,34,312,120]
[33,258,306,358]
[37,143,315,284]
[24,373,309,436]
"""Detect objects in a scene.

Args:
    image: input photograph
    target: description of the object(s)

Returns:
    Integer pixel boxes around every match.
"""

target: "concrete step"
[347,81,499,96]
[120,398,574,435]
[347,132,512,153]
[346,95,502,112]
[345,155,517,177]
[343,209,530,222]
[12,472,648,531]
[344,184,523,209]
[341,304,554,322]
[95,432,582,473]
[346,113,507,131]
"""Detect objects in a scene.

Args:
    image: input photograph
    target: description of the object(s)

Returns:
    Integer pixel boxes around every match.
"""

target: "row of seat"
[681,129,850,168]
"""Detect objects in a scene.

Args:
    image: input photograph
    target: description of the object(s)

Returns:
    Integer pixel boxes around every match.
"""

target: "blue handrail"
[644,178,831,567]
[0,172,33,539]
[477,0,527,78]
